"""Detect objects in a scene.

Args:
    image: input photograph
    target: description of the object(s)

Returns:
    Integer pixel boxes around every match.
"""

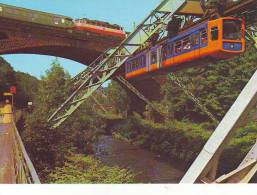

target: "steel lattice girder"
[48,0,187,128]
[116,76,165,115]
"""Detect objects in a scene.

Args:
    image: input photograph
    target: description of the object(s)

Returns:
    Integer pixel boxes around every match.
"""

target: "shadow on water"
[94,135,186,183]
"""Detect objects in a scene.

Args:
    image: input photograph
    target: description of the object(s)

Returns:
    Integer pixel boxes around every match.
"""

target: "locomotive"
[74,18,126,38]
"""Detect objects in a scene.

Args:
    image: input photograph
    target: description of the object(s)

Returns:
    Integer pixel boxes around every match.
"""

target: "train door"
[150,48,158,72]
[208,19,222,57]
[199,27,208,57]
[192,31,200,59]
[157,46,162,69]
[146,49,151,73]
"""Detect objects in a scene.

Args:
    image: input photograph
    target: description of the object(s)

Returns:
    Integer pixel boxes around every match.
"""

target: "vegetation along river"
[94,135,186,183]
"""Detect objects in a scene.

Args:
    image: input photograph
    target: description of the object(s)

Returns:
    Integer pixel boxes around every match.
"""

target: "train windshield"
[223,19,242,40]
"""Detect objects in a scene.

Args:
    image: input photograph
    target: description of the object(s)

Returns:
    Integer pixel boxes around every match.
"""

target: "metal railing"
[0,106,40,184]
[12,121,40,184]
[0,108,4,123]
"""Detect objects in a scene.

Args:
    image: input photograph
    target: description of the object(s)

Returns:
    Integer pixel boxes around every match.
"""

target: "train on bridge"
[0,3,126,39]
[125,17,245,79]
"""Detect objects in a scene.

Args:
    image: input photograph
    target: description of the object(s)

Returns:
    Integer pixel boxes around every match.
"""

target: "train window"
[139,57,143,68]
[126,63,129,73]
[182,37,191,51]
[223,20,242,40]
[191,33,200,47]
[142,56,146,67]
[169,43,173,55]
[132,60,135,70]
[136,59,139,69]
[162,44,168,59]
[135,59,139,69]
[0,7,3,12]
[211,27,219,40]
[151,52,157,64]
[54,17,60,25]
[175,41,182,53]
[200,29,208,44]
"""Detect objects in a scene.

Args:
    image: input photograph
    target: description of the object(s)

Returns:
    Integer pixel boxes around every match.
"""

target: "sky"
[0,0,161,78]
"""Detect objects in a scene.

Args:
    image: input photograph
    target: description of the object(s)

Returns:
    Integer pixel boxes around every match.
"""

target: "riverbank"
[110,114,257,178]
[94,135,185,183]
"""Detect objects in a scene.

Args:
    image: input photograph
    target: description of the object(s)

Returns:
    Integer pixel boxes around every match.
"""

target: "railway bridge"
[0,4,123,65]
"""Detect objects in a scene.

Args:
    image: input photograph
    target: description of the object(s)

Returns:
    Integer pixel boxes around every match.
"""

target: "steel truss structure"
[116,76,165,115]
[48,0,189,128]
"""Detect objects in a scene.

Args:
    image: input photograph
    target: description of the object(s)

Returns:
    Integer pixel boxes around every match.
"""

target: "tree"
[0,56,39,108]
[161,47,257,123]
[21,59,107,181]
[22,59,72,179]
[106,80,131,117]
[15,71,39,108]
[0,57,16,102]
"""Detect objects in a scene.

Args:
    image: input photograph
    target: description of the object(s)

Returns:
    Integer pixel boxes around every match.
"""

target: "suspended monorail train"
[125,17,245,79]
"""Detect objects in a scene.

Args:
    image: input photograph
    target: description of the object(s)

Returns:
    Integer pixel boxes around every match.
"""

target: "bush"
[47,154,136,184]
[113,114,257,175]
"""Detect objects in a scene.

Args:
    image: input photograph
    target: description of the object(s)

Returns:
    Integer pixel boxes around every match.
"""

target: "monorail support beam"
[246,26,257,49]
[215,139,257,183]
[180,69,257,183]
[116,76,165,116]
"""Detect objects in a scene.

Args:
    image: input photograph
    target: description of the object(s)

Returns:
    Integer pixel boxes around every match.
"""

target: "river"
[94,135,185,183]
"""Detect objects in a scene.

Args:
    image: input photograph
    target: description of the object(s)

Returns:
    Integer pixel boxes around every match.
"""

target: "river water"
[94,135,185,183]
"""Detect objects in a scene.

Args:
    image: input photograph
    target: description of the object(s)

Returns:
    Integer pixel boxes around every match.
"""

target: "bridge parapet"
[0,104,40,184]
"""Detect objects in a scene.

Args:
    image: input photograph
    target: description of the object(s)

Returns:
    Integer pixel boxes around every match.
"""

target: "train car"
[125,17,245,79]
[74,18,126,38]
[0,3,74,28]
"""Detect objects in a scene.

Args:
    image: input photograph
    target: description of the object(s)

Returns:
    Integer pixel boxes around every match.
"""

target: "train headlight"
[223,42,242,51]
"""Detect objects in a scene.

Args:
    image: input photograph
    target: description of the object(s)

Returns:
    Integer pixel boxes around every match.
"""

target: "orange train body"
[125,17,246,79]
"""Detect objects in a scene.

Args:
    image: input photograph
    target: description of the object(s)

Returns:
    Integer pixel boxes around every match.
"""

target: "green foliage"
[113,114,257,174]
[47,155,135,184]
[0,57,17,101]
[105,81,131,117]
[0,56,39,108]
[34,59,71,115]
[219,122,257,174]
[15,71,39,107]
[161,47,257,123]
[21,60,108,181]
[21,61,73,179]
